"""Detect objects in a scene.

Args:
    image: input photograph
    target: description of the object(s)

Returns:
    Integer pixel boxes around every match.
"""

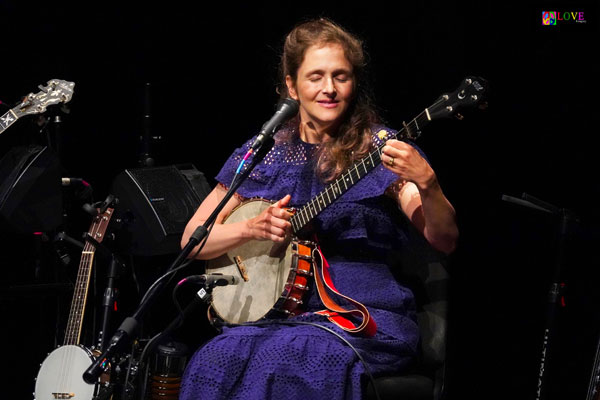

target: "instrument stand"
[81,226,126,352]
[502,193,578,400]
[81,196,125,400]
[83,137,276,384]
[81,195,124,351]
[38,103,68,159]
[139,82,155,167]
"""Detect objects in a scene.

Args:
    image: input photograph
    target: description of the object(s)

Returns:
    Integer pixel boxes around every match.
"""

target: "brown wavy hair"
[278,18,379,182]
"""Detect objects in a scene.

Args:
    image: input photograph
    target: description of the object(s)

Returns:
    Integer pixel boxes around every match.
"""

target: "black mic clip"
[53,231,85,266]
[83,233,125,269]
[183,273,240,289]
[83,194,118,217]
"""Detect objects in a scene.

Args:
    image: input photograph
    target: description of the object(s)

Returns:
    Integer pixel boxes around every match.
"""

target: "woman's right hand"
[245,194,293,242]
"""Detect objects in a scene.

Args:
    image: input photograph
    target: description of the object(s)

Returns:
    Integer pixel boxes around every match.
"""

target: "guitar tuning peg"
[478,101,489,110]
[455,113,464,120]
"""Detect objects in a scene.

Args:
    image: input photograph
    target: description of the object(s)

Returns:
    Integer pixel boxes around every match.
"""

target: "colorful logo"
[542,11,586,25]
[542,11,557,25]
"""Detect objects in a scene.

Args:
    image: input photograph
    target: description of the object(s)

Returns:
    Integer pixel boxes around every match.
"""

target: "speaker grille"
[112,164,211,255]
[0,145,62,233]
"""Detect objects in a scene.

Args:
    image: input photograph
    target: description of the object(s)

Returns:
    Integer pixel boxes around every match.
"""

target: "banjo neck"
[289,112,430,235]
[63,209,113,346]
[289,76,488,235]
[0,79,75,137]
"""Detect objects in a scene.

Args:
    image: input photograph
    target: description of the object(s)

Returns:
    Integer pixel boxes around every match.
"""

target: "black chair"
[365,227,450,400]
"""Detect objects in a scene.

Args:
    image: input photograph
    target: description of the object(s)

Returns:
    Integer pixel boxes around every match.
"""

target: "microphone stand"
[501,193,578,400]
[83,136,276,384]
[83,233,127,352]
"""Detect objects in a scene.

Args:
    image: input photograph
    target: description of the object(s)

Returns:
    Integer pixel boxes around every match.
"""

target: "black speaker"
[0,145,62,233]
[111,164,212,256]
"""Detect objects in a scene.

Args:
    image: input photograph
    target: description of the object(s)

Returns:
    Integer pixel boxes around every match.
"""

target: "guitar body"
[35,345,96,400]
[207,199,314,324]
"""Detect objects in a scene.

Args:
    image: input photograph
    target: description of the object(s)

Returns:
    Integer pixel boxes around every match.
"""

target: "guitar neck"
[0,109,19,135]
[290,110,431,234]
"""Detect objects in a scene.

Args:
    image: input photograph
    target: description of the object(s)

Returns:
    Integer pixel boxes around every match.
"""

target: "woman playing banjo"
[180,18,458,400]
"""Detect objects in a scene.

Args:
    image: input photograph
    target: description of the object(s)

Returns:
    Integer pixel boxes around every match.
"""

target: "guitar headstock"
[13,79,75,117]
[426,76,488,121]
[87,207,114,245]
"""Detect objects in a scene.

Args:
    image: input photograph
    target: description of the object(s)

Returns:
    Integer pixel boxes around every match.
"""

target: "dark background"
[1,2,599,399]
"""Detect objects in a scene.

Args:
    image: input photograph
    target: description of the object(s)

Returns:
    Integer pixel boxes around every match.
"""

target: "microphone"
[182,273,240,287]
[250,98,299,151]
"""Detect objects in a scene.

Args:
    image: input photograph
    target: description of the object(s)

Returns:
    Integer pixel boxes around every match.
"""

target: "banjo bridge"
[233,256,249,282]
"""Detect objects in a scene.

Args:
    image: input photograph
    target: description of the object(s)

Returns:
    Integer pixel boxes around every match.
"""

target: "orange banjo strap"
[311,239,377,338]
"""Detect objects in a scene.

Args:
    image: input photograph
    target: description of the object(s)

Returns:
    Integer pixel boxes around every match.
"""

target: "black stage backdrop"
[1,2,599,399]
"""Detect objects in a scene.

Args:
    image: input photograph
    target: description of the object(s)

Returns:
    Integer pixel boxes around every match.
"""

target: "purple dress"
[179,126,420,400]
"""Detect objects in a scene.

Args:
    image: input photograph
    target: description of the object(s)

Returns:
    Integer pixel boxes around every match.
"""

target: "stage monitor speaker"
[111,164,212,256]
[0,145,62,233]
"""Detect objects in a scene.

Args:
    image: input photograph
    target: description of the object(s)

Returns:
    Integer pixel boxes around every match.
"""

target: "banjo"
[34,208,113,400]
[0,79,74,136]
[207,76,488,324]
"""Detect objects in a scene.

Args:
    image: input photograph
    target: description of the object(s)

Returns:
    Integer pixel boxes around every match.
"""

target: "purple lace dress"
[179,126,421,400]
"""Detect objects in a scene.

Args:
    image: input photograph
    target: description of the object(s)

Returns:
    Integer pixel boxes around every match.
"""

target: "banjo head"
[207,199,297,324]
[35,345,96,400]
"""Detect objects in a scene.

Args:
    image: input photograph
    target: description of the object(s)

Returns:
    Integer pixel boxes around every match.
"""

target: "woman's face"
[286,43,355,135]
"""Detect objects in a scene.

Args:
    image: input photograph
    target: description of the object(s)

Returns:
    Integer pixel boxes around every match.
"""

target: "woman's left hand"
[382,139,458,254]
[381,139,436,191]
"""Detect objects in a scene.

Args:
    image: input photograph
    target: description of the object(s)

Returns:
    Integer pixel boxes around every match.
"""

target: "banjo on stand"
[34,208,113,400]
[0,79,74,136]
[206,76,488,325]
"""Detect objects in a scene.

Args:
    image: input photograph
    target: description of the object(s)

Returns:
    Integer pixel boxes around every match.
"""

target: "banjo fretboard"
[290,110,431,234]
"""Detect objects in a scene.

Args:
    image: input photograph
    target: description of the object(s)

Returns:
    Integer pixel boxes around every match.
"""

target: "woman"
[179,18,458,400]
